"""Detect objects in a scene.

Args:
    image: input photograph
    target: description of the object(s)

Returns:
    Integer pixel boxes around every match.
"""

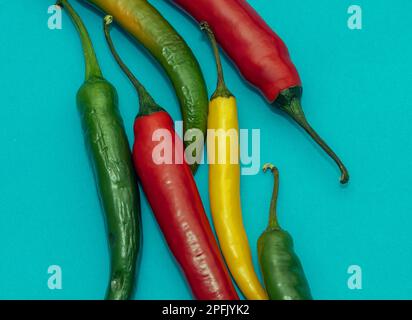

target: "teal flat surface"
[0,0,411,299]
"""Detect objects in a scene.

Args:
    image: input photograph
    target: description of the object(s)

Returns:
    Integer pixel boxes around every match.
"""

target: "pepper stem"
[200,22,233,99]
[286,99,349,184]
[275,87,349,184]
[103,16,163,116]
[57,0,102,80]
[263,163,280,230]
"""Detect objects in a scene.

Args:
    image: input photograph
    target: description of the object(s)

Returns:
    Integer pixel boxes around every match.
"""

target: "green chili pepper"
[58,0,141,300]
[258,164,312,300]
[82,0,209,174]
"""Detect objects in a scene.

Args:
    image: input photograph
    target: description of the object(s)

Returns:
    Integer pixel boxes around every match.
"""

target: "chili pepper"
[201,23,267,300]
[258,164,312,300]
[82,0,208,174]
[58,0,141,300]
[170,0,349,184]
[104,16,238,300]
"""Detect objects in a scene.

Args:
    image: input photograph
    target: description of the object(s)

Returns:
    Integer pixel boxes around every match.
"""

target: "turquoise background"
[0,0,411,300]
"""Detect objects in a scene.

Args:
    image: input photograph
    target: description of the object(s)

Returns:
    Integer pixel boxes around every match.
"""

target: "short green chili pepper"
[58,0,141,300]
[258,164,312,300]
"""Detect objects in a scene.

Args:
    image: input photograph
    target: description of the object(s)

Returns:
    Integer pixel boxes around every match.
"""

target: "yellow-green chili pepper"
[82,0,209,174]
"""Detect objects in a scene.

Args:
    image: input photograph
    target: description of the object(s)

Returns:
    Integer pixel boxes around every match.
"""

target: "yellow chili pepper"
[202,22,268,300]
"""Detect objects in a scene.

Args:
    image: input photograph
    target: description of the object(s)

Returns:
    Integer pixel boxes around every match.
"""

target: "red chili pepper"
[133,112,238,300]
[104,16,238,300]
[171,0,349,184]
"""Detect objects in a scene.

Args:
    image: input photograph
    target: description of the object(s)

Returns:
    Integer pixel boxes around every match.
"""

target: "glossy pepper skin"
[83,0,209,174]
[170,0,349,184]
[202,23,267,300]
[104,17,238,300]
[58,1,141,300]
[258,164,312,300]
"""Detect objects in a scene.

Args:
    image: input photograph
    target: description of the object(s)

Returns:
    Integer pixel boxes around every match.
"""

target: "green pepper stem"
[263,163,280,230]
[200,22,233,99]
[103,16,162,116]
[287,98,349,184]
[294,114,349,184]
[57,0,102,80]
[275,88,349,184]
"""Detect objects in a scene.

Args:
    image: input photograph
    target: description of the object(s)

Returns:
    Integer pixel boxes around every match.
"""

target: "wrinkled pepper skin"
[258,165,312,300]
[170,0,349,184]
[78,80,141,300]
[104,18,238,300]
[83,0,209,174]
[203,24,267,300]
[59,0,141,300]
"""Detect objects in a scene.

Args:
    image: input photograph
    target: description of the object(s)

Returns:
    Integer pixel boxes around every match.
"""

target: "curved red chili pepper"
[133,111,239,300]
[171,0,349,184]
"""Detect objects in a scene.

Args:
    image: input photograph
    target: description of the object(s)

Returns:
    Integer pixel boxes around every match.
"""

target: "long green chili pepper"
[58,0,141,300]
[258,164,312,300]
[82,0,209,174]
